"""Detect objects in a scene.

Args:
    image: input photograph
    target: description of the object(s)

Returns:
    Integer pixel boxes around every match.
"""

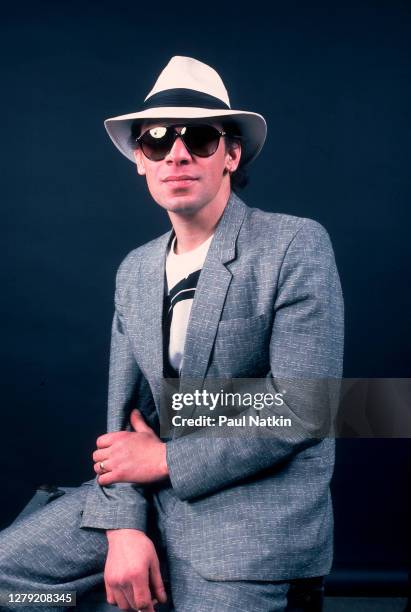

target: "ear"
[133,148,146,176]
[225,140,242,173]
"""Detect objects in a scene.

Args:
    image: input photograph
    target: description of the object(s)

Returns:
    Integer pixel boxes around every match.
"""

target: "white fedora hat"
[104,56,267,166]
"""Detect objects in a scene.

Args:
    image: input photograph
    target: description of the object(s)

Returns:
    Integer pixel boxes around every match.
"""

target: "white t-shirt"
[164,233,214,375]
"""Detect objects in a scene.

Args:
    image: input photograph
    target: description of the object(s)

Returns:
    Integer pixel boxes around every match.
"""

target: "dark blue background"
[1,0,409,584]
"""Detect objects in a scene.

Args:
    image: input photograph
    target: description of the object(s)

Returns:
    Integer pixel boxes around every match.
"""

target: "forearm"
[166,432,313,500]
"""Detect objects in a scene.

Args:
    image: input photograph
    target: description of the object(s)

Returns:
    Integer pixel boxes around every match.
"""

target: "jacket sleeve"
[80,254,149,532]
[165,219,344,501]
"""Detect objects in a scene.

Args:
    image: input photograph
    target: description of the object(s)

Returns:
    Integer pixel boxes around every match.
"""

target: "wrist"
[106,528,145,542]
[158,442,169,480]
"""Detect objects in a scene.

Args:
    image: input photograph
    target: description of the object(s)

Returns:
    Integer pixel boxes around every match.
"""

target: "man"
[0,56,343,612]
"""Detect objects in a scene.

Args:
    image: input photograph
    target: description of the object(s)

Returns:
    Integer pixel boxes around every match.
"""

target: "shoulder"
[240,202,333,255]
[114,229,171,289]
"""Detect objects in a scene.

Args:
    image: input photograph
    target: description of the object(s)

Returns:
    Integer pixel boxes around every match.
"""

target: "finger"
[98,471,120,486]
[93,460,111,475]
[96,433,114,448]
[105,582,116,606]
[132,581,153,612]
[123,584,139,611]
[130,409,152,434]
[92,449,108,462]
[112,586,132,611]
[136,600,155,612]
[149,555,167,604]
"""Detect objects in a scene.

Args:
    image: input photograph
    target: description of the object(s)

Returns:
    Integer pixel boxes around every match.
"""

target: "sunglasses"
[135,124,231,161]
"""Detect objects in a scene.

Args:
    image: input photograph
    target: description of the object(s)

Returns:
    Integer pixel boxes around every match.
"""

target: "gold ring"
[100,461,105,471]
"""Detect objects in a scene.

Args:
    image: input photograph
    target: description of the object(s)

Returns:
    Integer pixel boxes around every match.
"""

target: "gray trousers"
[0,482,290,611]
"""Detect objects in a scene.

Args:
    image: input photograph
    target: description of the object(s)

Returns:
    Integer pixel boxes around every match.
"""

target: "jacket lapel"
[179,193,247,385]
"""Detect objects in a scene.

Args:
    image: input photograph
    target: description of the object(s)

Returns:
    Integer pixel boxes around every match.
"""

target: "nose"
[165,133,192,163]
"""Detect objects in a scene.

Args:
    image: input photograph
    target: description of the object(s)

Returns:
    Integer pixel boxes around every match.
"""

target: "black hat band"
[140,88,230,111]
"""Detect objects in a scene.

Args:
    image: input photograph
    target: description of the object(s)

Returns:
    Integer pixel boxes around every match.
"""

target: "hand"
[105,528,167,611]
[93,410,169,486]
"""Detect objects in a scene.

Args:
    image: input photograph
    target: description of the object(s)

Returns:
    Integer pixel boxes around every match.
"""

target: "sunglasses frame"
[135,123,228,161]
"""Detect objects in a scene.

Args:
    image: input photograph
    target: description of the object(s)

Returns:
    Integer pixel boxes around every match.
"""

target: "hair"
[128,119,249,193]
[222,122,249,192]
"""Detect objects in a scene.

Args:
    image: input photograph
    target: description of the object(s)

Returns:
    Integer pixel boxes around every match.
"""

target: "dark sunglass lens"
[140,126,175,161]
[184,125,221,157]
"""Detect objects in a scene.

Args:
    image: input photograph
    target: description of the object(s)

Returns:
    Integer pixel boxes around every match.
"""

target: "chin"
[158,196,206,214]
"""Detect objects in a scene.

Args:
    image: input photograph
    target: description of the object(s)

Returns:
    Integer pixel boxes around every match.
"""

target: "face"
[133,119,241,215]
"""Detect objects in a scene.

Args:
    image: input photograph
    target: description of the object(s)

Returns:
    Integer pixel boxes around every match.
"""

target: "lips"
[163,175,198,182]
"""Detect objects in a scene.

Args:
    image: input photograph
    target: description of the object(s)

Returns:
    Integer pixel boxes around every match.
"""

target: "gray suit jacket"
[80,192,344,581]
